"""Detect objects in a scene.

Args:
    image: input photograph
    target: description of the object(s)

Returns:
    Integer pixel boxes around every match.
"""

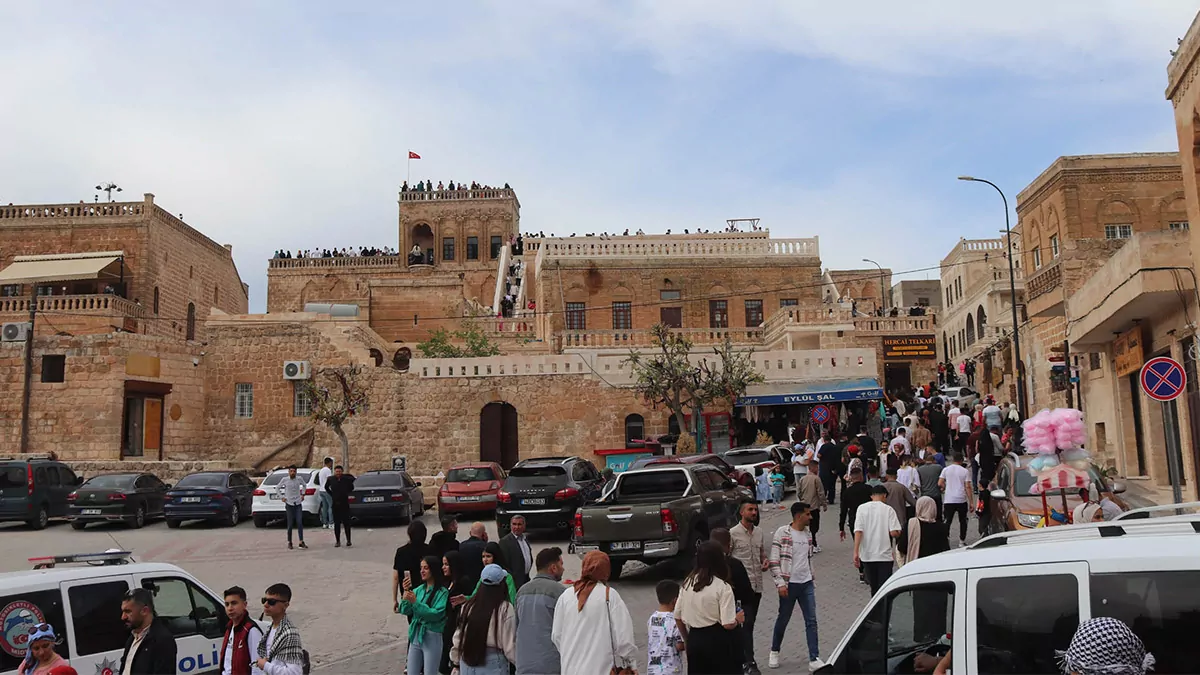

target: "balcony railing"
[399,188,515,202]
[0,294,149,319]
[557,327,764,350]
[761,306,854,341]
[462,315,536,337]
[852,315,935,334]
[0,202,145,221]
[1026,260,1062,301]
[269,255,401,270]
[532,234,819,260]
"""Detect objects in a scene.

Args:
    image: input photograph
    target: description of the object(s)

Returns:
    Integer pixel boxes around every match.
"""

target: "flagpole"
[406,150,412,186]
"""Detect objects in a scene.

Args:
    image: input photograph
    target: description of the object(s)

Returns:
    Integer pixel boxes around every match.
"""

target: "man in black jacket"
[325,465,355,548]
[120,587,177,675]
[458,522,489,588]
[498,515,532,589]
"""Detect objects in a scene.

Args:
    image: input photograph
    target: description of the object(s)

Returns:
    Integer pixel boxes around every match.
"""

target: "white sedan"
[251,469,322,527]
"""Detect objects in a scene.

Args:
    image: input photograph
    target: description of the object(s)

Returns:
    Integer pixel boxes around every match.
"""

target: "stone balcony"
[268,255,401,270]
[556,326,764,351]
[1026,259,1062,307]
[0,294,149,334]
[529,232,818,260]
[851,314,936,335]
[462,314,536,339]
[399,188,516,202]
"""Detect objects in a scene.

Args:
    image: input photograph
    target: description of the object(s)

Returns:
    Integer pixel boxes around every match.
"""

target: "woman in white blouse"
[552,551,637,675]
[674,540,743,674]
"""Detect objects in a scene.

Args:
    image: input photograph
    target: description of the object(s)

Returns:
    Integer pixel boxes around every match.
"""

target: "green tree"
[416,325,501,358]
[302,365,370,469]
[624,324,762,452]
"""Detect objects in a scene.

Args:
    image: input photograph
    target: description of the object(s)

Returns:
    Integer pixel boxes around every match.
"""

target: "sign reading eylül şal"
[882,335,937,360]
[1113,325,1144,378]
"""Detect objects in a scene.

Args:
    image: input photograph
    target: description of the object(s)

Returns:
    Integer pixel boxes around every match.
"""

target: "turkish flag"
[408,151,421,159]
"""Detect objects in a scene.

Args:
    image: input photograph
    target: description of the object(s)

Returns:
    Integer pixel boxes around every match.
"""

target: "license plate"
[459,496,481,502]
[363,496,384,503]
[81,509,101,515]
[181,497,202,503]
[522,498,546,506]
[611,541,640,551]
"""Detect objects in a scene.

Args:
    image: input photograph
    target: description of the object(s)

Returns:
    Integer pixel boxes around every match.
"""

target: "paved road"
[0,497,983,674]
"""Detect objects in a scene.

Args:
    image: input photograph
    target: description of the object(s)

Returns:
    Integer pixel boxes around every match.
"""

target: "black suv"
[497,456,603,536]
[0,458,82,529]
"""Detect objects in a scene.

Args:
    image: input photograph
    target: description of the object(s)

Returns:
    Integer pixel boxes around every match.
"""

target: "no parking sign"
[1140,356,1186,402]
[810,405,831,425]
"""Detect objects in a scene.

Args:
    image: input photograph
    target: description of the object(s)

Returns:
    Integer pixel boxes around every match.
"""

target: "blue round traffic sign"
[1140,356,1186,402]
[811,405,831,424]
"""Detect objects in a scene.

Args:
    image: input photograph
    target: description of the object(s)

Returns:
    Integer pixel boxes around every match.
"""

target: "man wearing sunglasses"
[255,584,307,675]
[219,586,263,675]
[119,587,178,675]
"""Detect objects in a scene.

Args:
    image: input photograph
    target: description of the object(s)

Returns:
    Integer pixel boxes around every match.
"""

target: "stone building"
[0,194,247,461]
[938,237,1024,400]
[891,280,942,313]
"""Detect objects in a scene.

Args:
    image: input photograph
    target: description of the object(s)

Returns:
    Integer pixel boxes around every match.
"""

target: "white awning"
[0,251,125,285]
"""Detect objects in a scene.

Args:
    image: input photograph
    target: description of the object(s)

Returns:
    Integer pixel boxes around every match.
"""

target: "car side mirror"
[1111,480,1126,495]
[75,477,84,485]
[990,488,1007,501]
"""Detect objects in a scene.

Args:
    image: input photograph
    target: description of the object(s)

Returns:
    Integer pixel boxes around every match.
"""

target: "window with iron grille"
[1170,221,1190,231]
[566,302,586,330]
[709,300,728,328]
[466,237,479,260]
[1104,224,1132,240]
[235,383,254,419]
[612,301,632,330]
[293,381,312,417]
[442,237,455,261]
[780,298,798,307]
[744,299,763,327]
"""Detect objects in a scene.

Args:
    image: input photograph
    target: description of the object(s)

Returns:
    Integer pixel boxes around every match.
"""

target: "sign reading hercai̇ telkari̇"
[883,335,937,360]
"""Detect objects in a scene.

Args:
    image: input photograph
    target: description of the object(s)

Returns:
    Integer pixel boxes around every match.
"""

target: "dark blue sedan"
[164,471,256,528]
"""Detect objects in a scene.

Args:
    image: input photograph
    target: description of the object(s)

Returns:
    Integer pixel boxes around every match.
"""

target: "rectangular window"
[744,299,763,327]
[1091,570,1200,674]
[1170,221,1190,231]
[466,236,479,260]
[293,381,312,417]
[442,237,455,261]
[69,581,128,656]
[235,383,254,419]
[1090,352,1102,370]
[1033,247,1042,269]
[709,300,728,328]
[566,302,586,330]
[490,235,503,259]
[141,577,226,640]
[41,354,65,383]
[0,284,19,297]
[1105,224,1133,239]
[612,301,632,330]
[1050,234,1060,258]
[660,290,681,301]
[660,307,682,328]
[779,298,798,307]
[975,574,1078,673]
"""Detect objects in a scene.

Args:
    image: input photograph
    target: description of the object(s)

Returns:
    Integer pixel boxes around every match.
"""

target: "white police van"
[818,516,1200,674]
[0,551,235,675]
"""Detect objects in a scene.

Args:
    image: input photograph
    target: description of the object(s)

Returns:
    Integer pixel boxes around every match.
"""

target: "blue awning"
[737,378,883,406]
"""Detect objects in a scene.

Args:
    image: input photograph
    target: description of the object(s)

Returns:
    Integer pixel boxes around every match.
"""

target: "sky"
[1,1,1197,311]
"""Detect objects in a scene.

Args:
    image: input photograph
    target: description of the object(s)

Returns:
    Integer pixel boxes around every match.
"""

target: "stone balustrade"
[557,327,763,350]
[1026,260,1062,301]
[0,294,149,318]
[0,202,145,221]
[268,255,401,269]
[462,315,536,337]
[399,188,515,202]
[761,306,854,341]
[531,234,818,259]
[852,315,935,333]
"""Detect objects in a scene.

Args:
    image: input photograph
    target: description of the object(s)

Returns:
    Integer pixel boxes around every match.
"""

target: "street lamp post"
[862,258,885,314]
[95,182,122,202]
[958,175,1027,419]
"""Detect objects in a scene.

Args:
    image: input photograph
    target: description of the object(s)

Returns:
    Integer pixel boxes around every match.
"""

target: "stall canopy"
[737,377,883,406]
[0,251,125,285]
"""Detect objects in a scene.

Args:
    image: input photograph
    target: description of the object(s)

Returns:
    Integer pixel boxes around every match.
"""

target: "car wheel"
[399,504,412,525]
[27,506,48,531]
[166,519,182,529]
[129,506,146,529]
[70,520,87,530]
[253,514,268,528]
[227,503,241,527]
[611,560,626,579]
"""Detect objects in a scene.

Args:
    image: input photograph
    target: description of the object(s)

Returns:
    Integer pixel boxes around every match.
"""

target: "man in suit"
[458,521,489,588]
[499,515,533,588]
[119,587,177,675]
[855,426,878,473]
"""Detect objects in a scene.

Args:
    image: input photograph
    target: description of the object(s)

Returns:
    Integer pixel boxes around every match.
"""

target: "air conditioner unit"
[283,360,311,380]
[1,322,30,342]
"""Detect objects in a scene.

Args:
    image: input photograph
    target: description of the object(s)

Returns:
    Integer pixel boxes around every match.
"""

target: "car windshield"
[617,470,690,498]
[506,466,567,488]
[175,473,227,488]
[509,466,566,478]
[83,475,137,489]
[721,450,773,465]
[1014,465,1106,497]
[262,471,309,486]
[356,473,402,488]
[447,467,496,482]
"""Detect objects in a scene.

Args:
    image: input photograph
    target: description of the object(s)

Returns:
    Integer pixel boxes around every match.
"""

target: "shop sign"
[1113,326,1144,378]
[882,335,937,360]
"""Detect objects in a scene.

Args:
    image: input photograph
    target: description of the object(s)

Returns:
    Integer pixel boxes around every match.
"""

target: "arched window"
[668,415,681,437]
[943,332,950,359]
[976,306,987,338]
[966,315,975,346]
[152,287,159,314]
[368,348,384,367]
[185,303,196,341]
[624,414,645,448]
[393,347,412,371]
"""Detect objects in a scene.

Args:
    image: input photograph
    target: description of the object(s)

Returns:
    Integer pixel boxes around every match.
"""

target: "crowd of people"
[401,180,512,193]
[273,246,396,259]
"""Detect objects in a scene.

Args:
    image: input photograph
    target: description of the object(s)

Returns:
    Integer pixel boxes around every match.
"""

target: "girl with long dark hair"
[440,552,470,674]
[472,542,517,602]
[674,540,742,674]
[451,564,516,675]
[400,555,449,675]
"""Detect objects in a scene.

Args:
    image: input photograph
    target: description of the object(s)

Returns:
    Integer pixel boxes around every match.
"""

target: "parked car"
[68,473,170,529]
[985,454,1128,534]
[639,454,756,490]
[164,471,256,528]
[574,463,754,578]
[349,470,426,523]
[438,462,506,517]
[940,385,979,410]
[0,458,81,530]
[497,456,603,536]
[251,468,321,528]
[719,445,795,488]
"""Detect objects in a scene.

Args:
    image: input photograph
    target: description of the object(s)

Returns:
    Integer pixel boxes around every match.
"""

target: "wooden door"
[480,403,502,465]
[660,307,682,328]
[143,398,163,460]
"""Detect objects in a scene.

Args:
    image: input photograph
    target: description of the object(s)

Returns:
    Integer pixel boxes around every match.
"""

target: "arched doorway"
[624,414,645,447]
[976,306,987,338]
[393,347,412,371]
[480,402,519,469]
[410,224,435,264]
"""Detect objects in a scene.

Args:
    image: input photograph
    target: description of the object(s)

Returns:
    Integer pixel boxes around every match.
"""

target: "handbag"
[606,585,637,675]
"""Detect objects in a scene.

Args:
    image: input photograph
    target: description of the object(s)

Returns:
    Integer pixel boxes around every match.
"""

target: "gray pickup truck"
[573,463,754,578]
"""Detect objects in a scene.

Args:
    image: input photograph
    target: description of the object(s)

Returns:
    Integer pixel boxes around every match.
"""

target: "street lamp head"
[95,185,102,190]
[957,176,977,182]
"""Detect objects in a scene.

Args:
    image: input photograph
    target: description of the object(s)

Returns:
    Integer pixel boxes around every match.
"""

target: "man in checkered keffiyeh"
[1058,617,1155,675]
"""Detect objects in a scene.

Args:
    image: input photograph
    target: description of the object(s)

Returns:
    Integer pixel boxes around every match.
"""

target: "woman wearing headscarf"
[440,551,470,674]
[901,496,950,563]
[1058,617,1154,675]
[674,541,742,675]
[400,554,449,675]
[1071,502,1105,525]
[552,550,637,675]
[451,564,517,675]
[18,624,69,675]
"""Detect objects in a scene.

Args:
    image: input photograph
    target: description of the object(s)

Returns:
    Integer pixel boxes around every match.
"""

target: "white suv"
[251,469,321,528]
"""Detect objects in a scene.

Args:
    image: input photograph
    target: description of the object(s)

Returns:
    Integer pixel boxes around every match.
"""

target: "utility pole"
[18,283,37,454]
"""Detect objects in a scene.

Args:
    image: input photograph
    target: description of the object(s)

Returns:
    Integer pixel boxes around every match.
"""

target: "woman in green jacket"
[400,554,450,675]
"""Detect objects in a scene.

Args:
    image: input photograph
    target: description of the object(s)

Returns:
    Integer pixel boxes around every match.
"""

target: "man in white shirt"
[982,402,1003,429]
[767,502,823,671]
[953,407,972,454]
[316,457,334,530]
[939,453,974,546]
[853,485,901,595]
[888,428,911,457]
[499,515,533,588]
[793,442,815,480]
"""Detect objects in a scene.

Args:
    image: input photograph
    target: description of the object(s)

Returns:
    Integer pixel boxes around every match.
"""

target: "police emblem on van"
[95,656,118,675]
[0,600,45,658]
